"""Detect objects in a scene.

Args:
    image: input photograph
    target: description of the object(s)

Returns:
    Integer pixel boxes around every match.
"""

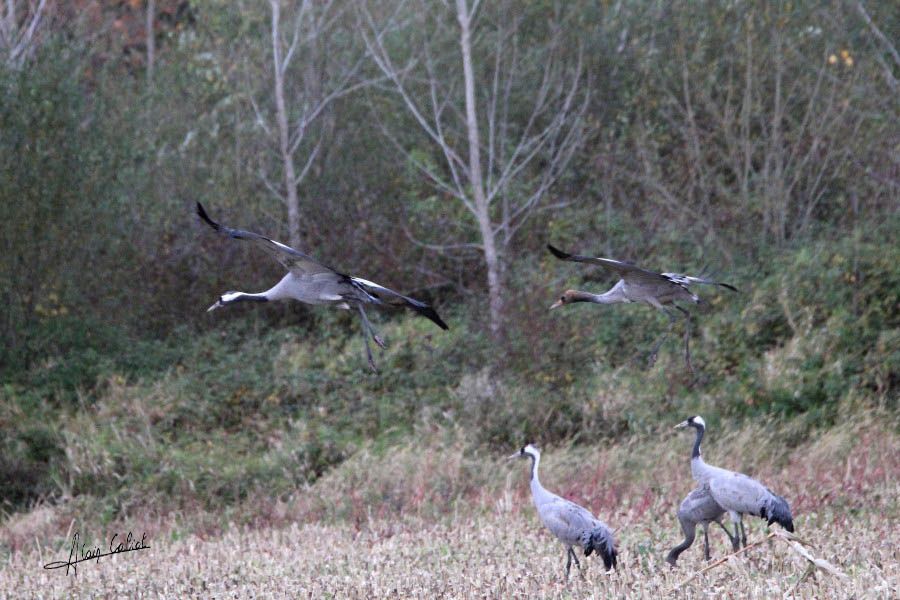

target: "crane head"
[508,443,540,460]
[207,291,242,312]
[550,290,579,310]
[674,415,706,430]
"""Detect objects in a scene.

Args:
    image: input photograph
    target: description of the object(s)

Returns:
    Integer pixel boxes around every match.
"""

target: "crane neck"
[692,424,704,460]
[566,290,605,304]
[591,280,628,304]
[220,291,270,306]
[528,451,541,486]
[527,452,555,506]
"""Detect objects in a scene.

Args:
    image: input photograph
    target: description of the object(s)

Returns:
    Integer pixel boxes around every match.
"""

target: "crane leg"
[647,308,677,367]
[715,520,740,551]
[565,547,581,578]
[703,523,711,561]
[357,305,379,372]
[739,520,748,547]
[358,304,387,348]
[674,305,694,374]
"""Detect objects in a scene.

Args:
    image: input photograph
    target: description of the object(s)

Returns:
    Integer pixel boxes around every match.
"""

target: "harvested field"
[6,416,898,599]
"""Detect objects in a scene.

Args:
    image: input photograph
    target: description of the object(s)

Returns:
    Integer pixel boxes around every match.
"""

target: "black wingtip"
[196,202,220,231]
[547,244,571,260]
[417,305,449,331]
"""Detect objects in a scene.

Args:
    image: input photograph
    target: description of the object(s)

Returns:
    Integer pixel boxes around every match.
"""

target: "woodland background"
[0,2,897,589]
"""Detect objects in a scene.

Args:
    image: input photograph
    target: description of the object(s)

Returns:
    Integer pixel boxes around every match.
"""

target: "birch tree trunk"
[359,0,587,338]
[145,0,155,83]
[270,0,303,249]
[456,0,503,337]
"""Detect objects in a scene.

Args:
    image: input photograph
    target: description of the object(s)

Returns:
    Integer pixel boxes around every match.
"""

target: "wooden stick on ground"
[671,529,848,594]
[671,531,778,591]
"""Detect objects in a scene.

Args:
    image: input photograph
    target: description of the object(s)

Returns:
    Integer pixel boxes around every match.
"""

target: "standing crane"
[197,203,448,371]
[674,416,794,547]
[666,486,739,566]
[547,244,737,372]
[509,444,617,576]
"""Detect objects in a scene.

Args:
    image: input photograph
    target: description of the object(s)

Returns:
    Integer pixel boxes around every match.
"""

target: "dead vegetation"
[3,412,897,598]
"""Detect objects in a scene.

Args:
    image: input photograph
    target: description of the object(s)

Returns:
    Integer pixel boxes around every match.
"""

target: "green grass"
[1,233,897,524]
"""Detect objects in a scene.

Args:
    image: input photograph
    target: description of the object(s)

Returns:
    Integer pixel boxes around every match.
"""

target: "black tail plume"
[584,527,617,571]
[718,282,739,293]
[761,494,794,533]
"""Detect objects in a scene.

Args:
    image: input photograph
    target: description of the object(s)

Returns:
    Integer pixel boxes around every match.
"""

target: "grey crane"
[509,444,617,576]
[197,203,448,371]
[675,416,794,548]
[666,486,739,566]
[547,244,737,371]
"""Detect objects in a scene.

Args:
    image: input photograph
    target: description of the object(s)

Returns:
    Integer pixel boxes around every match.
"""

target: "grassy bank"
[2,234,897,528]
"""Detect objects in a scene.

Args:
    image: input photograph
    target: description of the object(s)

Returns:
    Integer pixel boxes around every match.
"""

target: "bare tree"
[0,0,47,69]
[250,0,371,249]
[359,0,588,337]
[856,2,899,93]
[145,0,155,83]
[616,3,868,249]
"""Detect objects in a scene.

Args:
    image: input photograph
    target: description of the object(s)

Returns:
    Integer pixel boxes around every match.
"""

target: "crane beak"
[549,300,563,310]
[207,300,223,312]
[674,420,689,429]
[507,452,521,461]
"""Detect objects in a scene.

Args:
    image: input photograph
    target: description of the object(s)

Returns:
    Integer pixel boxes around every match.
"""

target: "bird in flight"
[197,202,448,371]
[547,244,737,371]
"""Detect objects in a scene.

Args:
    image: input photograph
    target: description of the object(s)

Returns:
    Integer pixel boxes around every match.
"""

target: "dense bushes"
[1,0,897,521]
[2,232,896,515]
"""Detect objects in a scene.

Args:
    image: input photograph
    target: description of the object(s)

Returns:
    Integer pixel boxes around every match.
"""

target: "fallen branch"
[671,529,847,593]
[672,531,778,590]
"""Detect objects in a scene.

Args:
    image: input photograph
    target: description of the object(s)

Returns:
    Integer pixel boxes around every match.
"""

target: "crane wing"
[547,244,669,284]
[708,473,769,516]
[349,277,449,330]
[661,273,739,292]
[197,202,336,277]
[538,498,598,545]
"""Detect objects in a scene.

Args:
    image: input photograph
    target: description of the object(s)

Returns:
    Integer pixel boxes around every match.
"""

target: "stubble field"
[8,505,898,598]
[4,413,898,598]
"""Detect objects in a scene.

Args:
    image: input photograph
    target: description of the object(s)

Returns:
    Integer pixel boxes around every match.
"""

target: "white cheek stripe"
[221,292,243,303]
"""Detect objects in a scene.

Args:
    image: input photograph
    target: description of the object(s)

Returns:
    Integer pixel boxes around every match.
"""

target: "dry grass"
[3,413,898,598]
[7,506,897,598]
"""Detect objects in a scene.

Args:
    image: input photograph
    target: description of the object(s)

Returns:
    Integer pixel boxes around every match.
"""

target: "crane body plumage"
[511,444,616,575]
[675,416,795,548]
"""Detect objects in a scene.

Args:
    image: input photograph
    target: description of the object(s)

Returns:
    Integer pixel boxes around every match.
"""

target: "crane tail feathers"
[761,494,794,532]
[718,282,739,293]
[583,527,617,571]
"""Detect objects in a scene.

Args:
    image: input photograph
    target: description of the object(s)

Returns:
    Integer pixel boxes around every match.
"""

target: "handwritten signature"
[43,531,150,575]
